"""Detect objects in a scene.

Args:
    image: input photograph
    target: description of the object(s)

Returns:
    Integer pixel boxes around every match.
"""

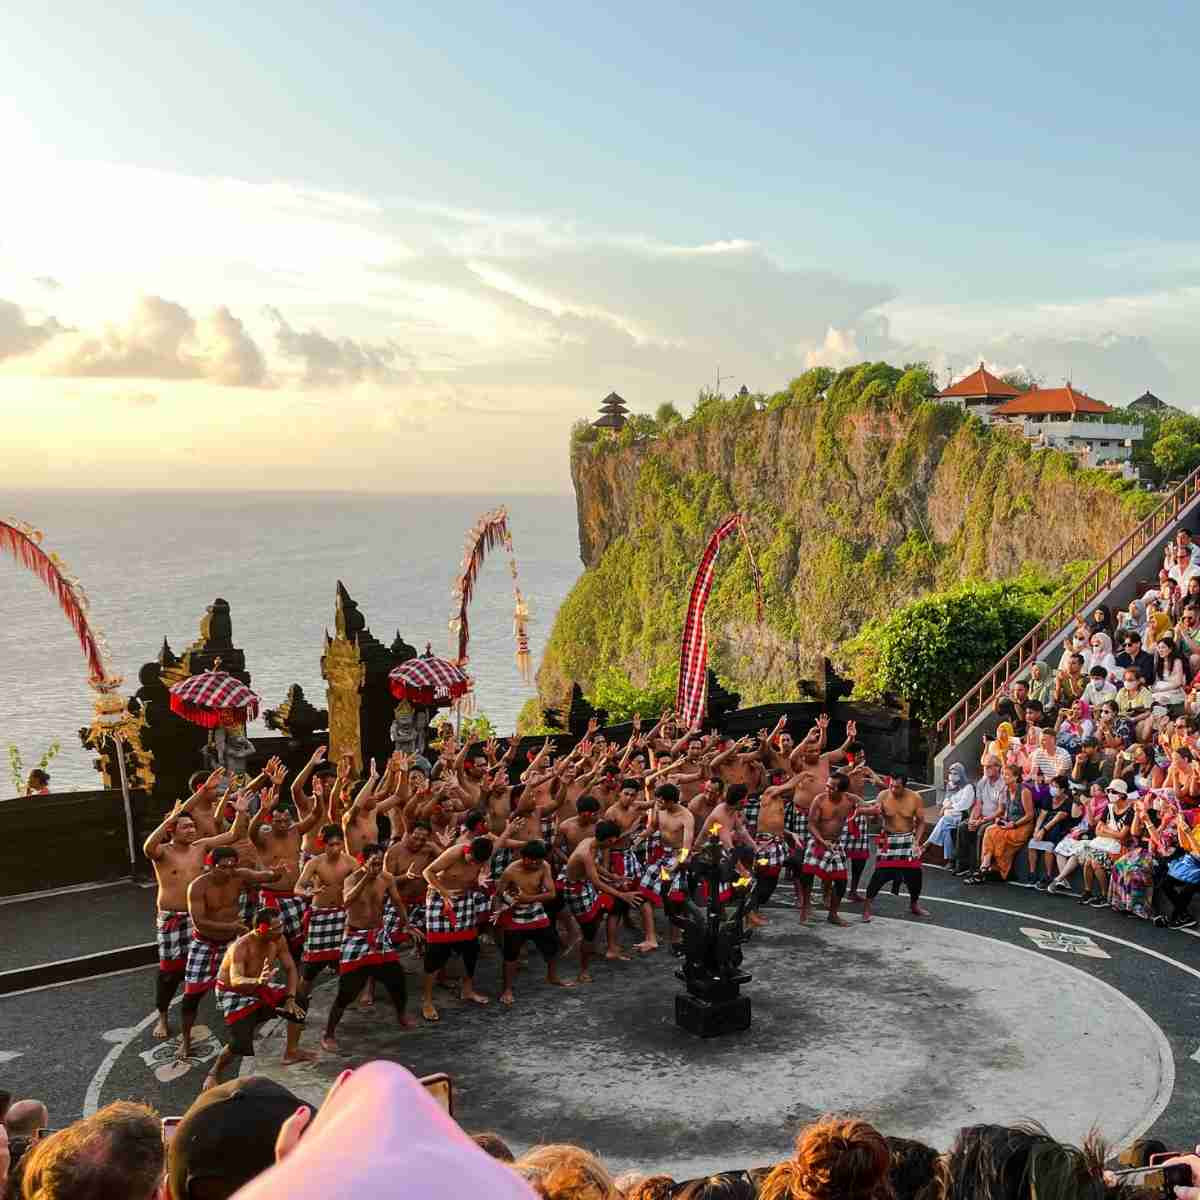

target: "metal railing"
[937,464,1200,747]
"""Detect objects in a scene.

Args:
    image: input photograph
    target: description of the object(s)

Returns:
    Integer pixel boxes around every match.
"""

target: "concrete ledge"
[0,944,156,996]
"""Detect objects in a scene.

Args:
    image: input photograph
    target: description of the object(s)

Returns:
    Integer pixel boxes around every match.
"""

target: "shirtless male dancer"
[206,908,311,1090]
[181,844,282,1061]
[494,840,573,1006]
[420,836,494,1022]
[294,824,356,1003]
[384,821,439,948]
[143,773,246,1038]
[862,775,930,923]
[749,772,805,926]
[322,842,413,1051]
[635,783,695,952]
[561,820,644,981]
[798,773,854,926]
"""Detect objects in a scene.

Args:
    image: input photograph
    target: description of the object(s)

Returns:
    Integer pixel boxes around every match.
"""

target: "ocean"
[0,491,581,793]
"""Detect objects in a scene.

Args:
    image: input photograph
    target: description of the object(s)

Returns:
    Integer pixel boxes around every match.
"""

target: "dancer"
[294,824,355,1001]
[561,820,644,981]
[322,843,412,1052]
[862,775,930,922]
[142,777,248,1038]
[420,836,495,1022]
[635,783,695,952]
[180,846,282,1062]
[494,840,573,1006]
[205,909,312,1090]
[751,772,803,925]
[384,820,439,948]
[798,774,854,926]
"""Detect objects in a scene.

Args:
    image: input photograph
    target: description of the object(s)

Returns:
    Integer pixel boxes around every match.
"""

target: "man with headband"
[862,774,930,922]
[494,840,572,1006]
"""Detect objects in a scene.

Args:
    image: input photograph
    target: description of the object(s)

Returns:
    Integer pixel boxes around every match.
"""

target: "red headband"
[204,851,215,867]
[255,919,272,935]
[314,835,326,851]
[356,852,366,865]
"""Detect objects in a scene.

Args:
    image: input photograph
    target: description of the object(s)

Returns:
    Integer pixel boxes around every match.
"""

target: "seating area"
[927,527,1200,924]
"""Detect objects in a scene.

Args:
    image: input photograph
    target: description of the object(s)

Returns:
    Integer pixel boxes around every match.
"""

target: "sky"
[2,1,1198,492]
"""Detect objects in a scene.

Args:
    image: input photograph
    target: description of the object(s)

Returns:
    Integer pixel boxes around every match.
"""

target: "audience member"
[515,1143,620,1199]
[885,1136,942,1200]
[758,1116,893,1200]
[942,1123,1105,1200]
[19,1101,162,1200]
[474,1131,517,1162]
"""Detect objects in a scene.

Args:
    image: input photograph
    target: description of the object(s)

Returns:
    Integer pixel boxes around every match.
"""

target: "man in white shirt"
[1165,529,1200,572]
[1082,666,1117,708]
[953,756,1006,877]
[1168,546,1200,590]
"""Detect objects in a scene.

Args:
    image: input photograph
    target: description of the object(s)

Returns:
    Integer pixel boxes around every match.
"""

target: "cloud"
[116,391,158,408]
[33,276,62,291]
[0,299,67,360]
[264,306,409,386]
[27,295,269,386]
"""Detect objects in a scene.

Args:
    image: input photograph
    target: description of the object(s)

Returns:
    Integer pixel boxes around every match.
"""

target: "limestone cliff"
[535,364,1151,720]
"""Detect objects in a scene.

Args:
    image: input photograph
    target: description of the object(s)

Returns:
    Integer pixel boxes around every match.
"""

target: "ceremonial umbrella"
[169,668,261,729]
[388,654,472,708]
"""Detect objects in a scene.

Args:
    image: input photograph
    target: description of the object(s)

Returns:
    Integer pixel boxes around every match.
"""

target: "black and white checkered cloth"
[424,888,483,943]
[156,910,191,973]
[301,906,346,963]
[184,935,231,996]
[801,837,848,881]
[339,926,399,974]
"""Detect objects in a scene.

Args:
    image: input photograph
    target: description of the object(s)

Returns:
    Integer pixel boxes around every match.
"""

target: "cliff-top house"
[936,363,1023,419]
[988,384,1143,477]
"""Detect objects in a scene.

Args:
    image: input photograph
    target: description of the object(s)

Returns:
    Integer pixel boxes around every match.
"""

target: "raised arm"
[194,792,252,850]
[291,745,327,810]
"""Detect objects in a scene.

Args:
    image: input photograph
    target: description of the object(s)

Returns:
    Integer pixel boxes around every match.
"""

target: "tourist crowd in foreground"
[926,526,1200,923]
[2,1062,1194,1200]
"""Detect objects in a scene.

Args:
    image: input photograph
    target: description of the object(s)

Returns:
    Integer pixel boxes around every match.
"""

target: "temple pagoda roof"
[937,363,1023,400]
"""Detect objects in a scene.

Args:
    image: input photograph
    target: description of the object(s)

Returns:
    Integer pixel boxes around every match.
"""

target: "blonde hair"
[514,1143,618,1200]
[759,1117,894,1200]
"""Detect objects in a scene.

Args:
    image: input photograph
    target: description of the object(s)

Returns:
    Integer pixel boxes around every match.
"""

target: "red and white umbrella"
[388,655,472,707]
[169,669,261,729]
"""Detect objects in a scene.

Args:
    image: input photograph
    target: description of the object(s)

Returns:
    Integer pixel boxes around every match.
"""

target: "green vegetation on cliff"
[538,362,1158,723]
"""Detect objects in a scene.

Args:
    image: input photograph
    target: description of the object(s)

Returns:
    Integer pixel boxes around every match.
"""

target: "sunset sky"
[3,2,1197,492]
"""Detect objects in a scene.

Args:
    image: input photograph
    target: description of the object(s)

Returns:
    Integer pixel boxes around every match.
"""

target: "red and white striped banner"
[675,513,763,730]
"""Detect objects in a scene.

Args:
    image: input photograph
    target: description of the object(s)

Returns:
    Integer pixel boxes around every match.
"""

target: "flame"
[733,876,751,888]
[660,869,671,881]
[709,823,721,835]
[679,848,690,862]
[756,857,769,865]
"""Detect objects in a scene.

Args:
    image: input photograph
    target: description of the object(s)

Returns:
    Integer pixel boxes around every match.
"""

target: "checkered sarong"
[741,795,761,836]
[490,845,515,881]
[496,899,550,931]
[339,925,400,974]
[261,890,308,945]
[156,910,191,973]
[801,837,848,882]
[755,833,789,875]
[216,981,287,1024]
[560,877,604,924]
[785,801,809,839]
[841,814,871,860]
[540,813,557,843]
[184,936,232,996]
[424,888,482,944]
[238,887,260,926]
[876,830,922,870]
[302,906,346,963]
[608,847,638,882]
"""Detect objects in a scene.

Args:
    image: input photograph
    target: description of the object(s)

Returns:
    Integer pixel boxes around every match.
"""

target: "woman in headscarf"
[983,722,1016,767]
[1026,660,1055,710]
[1120,598,1149,647]
[922,762,975,869]
[1087,604,1113,639]
[1057,623,1092,673]
[1086,631,1118,682]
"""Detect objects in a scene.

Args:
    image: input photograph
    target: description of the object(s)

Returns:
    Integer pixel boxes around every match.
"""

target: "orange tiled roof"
[989,385,1113,417]
[937,362,1023,400]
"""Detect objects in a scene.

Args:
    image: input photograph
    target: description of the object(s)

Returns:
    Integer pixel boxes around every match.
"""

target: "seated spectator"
[1028,775,1074,890]
[1165,745,1200,802]
[759,1117,892,1200]
[1169,545,1200,590]
[1053,654,1087,709]
[1047,782,1108,896]
[954,756,1006,877]
[1025,661,1054,712]
[1115,632,1156,687]
[1056,625,1092,673]
[1152,635,1189,714]
[1161,808,1200,929]
[1167,527,1200,570]
[167,1076,308,1200]
[19,1101,163,1200]
[885,1135,941,1200]
[1112,742,1162,793]
[943,1123,1105,1200]
[1078,780,1135,908]
[515,1144,619,1199]
[923,763,975,869]
[622,1177,677,1200]
[1086,632,1118,682]
[1069,737,1107,790]
[1082,666,1117,709]
[1108,793,1162,921]
[992,680,1030,734]
[670,1174,760,1199]
[24,769,50,796]
[1115,668,1154,742]
[967,765,1035,884]
[983,723,1018,769]
[1029,728,1071,781]
[3,1099,48,1140]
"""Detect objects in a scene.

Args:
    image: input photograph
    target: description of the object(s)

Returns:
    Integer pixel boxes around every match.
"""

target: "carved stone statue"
[204,727,256,777]
[390,701,430,755]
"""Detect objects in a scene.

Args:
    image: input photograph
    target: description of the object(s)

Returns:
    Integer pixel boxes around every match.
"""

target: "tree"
[655,402,683,429]
[586,665,678,723]
[1152,432,1200,480]
[1000,369,1042,393]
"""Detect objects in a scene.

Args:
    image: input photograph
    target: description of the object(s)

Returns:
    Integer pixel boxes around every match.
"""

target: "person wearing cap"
[1076,780,1135,907]
[167,1077,308,1200]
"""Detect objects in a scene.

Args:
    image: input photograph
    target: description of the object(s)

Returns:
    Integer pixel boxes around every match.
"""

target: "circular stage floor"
[251,913,1171,1180]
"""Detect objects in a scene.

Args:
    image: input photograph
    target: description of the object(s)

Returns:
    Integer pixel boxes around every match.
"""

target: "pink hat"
[232,1061,536,1200]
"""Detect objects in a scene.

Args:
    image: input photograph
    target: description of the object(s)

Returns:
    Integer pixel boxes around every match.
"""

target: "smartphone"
[161,1117,184,1144]
[419,1072,454,1116]
[1110,1162,1192,1197]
